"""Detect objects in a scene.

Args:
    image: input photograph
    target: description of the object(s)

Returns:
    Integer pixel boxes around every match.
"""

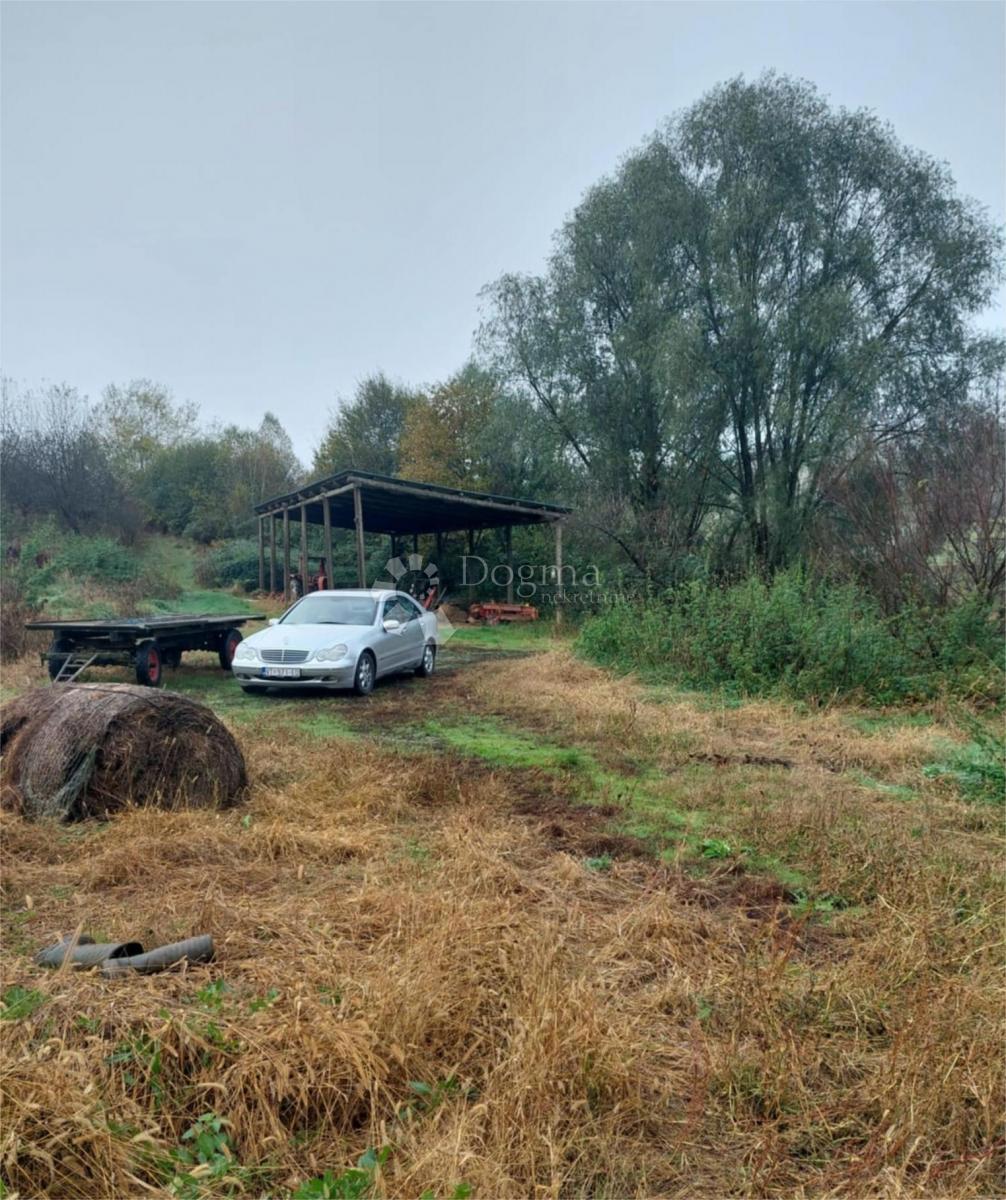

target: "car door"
[397,594,426,667]
[375,596,412,674]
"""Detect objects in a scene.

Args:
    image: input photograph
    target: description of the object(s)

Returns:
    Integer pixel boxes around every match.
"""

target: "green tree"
[399,363,496,489]
[93,380,198,478]
[139,438,231,541]
[313,373,419,477]
[482,74,1004,577]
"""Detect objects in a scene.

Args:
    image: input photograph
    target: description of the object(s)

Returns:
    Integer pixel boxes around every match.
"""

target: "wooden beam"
[269,515,277,594]
[257,516,265,592]
[282,510,291,603]
[322,494,333,591]
[253,481,363,518]
[554,520,563,628]
[300,505,308,584]
[467,529,475,598]
[505,525,513,603]
[353,484,367,588]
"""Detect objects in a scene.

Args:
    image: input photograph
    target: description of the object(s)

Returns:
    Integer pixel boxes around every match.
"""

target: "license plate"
[262,667,301,679]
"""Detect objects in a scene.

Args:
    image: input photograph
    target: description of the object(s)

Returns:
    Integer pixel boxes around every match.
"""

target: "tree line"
[3,74,1003,616]
[1,379,300,545]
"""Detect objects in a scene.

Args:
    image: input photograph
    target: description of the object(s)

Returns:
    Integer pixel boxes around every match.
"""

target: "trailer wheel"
[135,640,164,687]
[218,628,242,670]
[47,638,73,682]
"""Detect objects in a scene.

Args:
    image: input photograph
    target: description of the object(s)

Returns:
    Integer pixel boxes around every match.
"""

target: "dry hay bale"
[0,683,246,821]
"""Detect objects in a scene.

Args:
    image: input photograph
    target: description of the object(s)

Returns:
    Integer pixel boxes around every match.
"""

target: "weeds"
[577,570,1004,704]
[292,1148,391,1199]
[924,712,1005,805]
[0,985,46,1021]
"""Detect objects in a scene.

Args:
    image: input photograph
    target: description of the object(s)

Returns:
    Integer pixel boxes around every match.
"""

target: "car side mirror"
[268,618,279,626]
[383,618,401,632]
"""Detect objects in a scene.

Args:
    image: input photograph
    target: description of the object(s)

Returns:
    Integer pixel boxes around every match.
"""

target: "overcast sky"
[2,1,1003,463]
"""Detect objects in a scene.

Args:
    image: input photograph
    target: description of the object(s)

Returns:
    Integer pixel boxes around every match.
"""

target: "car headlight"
[313,644,348,662]
[234,644,259,662]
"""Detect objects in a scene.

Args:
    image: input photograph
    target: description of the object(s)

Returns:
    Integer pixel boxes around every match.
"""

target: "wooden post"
[269,515,277,595]
[435,531,444,564]
[323,494,333,591]
[257,516,265,592]
[505,525,513,603]
[413,533,419,555]
[282,509,291,603]
[554,520,563,628]
[467,529,475,599]
[353,485,367,587]
[300,504,308,584]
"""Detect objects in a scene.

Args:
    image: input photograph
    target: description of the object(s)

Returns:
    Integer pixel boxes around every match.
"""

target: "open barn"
[253,468,571,603]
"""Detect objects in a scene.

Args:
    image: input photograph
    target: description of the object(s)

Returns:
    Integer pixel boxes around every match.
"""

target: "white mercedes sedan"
[231,589,439,696]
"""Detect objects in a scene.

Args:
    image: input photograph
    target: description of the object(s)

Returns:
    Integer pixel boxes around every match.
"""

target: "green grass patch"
[422,716,589,771]
[140,588,260,617]
[446,622,564,653]
[294,711,358,740]
[924,720,1004,806]
[852,772,917,801]
[846,712,935,735]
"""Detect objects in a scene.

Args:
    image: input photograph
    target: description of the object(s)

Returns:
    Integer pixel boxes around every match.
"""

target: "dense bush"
[577,570,1004,705]
[2,521,182,622]
[195,539,261,592]
[14,528,139,608]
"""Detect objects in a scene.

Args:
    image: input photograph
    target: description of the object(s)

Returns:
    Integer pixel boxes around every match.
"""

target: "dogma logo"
[374,553,457,645]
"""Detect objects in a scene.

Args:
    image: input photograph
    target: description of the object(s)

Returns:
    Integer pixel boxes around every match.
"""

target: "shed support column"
[467,529,475,599]
[300,505,308,585]
[353,485,367,588]
[282,510,291,603]
[269,516,277,595]
[323,494,333,591]
[505,525,513,603]
[257,516,265,592]
[554,520,564,628]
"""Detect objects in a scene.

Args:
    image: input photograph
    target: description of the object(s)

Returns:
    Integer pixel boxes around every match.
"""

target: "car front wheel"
[353,651,375,696]
[415,643,436,678]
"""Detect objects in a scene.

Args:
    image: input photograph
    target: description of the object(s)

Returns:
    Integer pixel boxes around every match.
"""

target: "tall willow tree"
[482,74,1003,576]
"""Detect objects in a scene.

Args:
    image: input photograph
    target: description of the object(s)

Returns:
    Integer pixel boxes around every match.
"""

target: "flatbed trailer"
[25,614,265,686]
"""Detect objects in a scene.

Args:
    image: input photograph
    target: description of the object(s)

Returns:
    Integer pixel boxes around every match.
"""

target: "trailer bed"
[26,615,261,634]
[26,613,265,686]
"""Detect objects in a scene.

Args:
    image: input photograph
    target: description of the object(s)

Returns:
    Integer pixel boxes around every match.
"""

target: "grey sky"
[2,1,1003,464]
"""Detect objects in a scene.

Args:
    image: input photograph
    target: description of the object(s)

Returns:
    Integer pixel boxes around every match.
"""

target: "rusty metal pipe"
[101,935,214,978]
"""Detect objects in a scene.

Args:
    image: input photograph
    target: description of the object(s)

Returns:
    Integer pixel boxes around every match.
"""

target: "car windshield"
[280,596,377,626]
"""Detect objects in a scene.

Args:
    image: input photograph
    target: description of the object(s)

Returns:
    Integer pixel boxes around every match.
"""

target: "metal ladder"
[52,653,97,684]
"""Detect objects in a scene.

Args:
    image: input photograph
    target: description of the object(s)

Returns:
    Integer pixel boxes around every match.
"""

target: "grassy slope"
[1,624,1003,1198]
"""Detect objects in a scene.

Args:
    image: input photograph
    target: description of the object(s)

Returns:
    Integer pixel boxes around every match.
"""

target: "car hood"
[245,624,372,651]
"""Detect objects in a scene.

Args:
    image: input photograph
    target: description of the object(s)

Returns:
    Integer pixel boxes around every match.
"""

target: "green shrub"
[923,713,1005,805]
[195,539,260,592]
[577,569,1004,705]
[17,531,140,608]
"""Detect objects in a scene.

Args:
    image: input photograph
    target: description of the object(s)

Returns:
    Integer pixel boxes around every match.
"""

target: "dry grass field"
[1,634,1002,1199]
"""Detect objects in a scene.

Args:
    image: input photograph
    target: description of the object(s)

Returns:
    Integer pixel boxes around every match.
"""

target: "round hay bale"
[0,684,247,821]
